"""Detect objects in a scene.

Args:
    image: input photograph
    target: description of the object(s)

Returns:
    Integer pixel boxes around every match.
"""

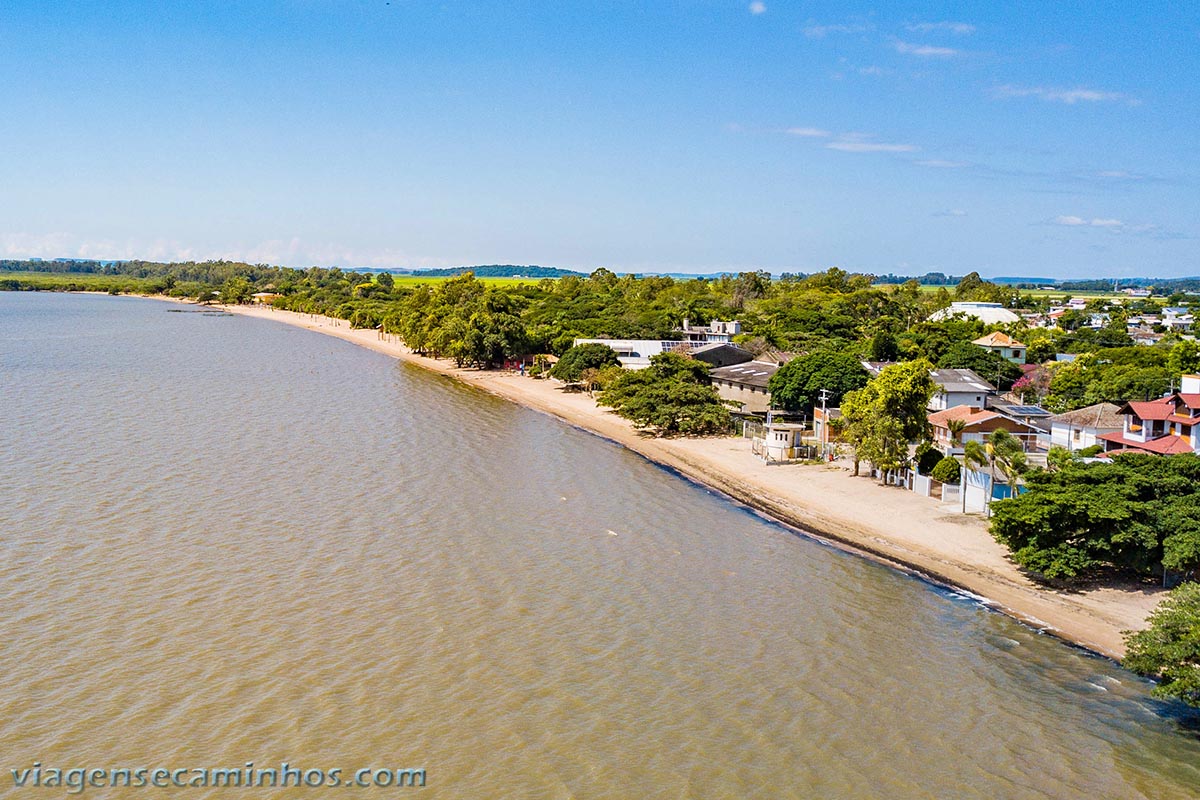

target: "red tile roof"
[1177,393,1200,409]
[1099,432,1195,455]
[1119,397,1176,420]
[928,406,998,428]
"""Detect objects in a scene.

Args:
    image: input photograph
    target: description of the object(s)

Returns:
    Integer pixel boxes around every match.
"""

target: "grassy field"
[0,271,159,292]
[881,283,1128,301]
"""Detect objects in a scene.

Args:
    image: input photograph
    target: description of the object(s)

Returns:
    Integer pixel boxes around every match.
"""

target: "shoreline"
[151,295,1161,659]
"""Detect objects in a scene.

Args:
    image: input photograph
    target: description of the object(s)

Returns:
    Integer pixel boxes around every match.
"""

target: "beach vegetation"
[1123,581,1200,708]
[990,453,1200,582]
[551,343,621,383]
[597,353,732,436]
[840,360,936,478]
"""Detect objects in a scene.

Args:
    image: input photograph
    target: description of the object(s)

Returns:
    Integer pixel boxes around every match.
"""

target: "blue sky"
[0,2,1196,277]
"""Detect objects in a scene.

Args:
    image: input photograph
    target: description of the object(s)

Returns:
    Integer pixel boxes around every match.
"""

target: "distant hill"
[409,265,585,278]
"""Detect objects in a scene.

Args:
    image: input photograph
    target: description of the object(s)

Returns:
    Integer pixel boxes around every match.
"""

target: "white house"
[571,338,689,369]
[1048,402,1124,451]
[972,331,1026,364]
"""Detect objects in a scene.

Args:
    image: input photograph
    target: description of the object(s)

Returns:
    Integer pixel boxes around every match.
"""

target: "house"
[928,302,1020,325]
[972,331,1026,364]
[688,342,754,369]
[928,405,1042,455]
[572,338,690,369]
[1124,288,1152,298]
[709,360,780,415]
[1067,298,1089,311]
[1048,402,1124,451]
[987,400,1053,448]
[678,319,742,344]
[813,406,841,448]
[251,292,281,304]
[929,369,997,411]
[862,363,998,411]
[1162,307,1194,332]
[1098,375,1200,455]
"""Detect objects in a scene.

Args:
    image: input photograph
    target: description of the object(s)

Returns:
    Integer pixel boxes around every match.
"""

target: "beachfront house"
[972,331,1026,364]
[709,360,780,416]
[1047,403,1124,451]
[571,338,689,369]
[928,406,1042,455]
[1098,375,1200,455]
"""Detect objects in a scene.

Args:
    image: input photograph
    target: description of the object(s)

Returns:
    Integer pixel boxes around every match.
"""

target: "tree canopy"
[767,351,869,414]
[990,453,1200,582]
[597,352,732,436]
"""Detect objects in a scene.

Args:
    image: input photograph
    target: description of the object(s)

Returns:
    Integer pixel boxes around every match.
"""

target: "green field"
[0,271,159,292]
[878,283,1128,301]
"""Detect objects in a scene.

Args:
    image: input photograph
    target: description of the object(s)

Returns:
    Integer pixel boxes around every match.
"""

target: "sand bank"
[198,300,1160,659]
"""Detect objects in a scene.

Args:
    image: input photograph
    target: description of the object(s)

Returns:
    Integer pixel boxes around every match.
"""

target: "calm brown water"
[2,292,1199,799]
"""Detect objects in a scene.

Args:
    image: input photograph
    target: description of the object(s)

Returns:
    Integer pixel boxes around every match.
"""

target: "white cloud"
[804,22,869,38]
[786,126,832,137]
[996,85,1138,105]
[933,209,968,217]
[827,140,918,153]
[1093,170,1143,180]
[748,1,766,15]
[894,41,959,57]
[857,65,885,76]
[1052,215,1125,228]
[914,159,969,168]
[906,21,975,35]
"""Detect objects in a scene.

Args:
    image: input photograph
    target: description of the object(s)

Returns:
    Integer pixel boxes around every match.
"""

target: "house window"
[1073,429,1081,442]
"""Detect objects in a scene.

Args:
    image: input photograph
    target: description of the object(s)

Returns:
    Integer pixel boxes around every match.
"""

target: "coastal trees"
[840,359,936,477]
[551,343,620,382]
[989,453,1200,582]
[1124,582,1200,708]
[597,353,732,436]
[767,351,869,414]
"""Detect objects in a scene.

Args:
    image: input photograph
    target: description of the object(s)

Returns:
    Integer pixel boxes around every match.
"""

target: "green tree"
[1168,339,1200,377]
[1124,582,1200,707]
[840,360,936,477]
[375,271,394,290]
[936,340,1024,390]
[551,343,621,382]
[598,352,732,436]
[767,351,869,414]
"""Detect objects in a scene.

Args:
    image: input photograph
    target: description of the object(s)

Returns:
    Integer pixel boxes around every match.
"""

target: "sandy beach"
[197,300,1161,659]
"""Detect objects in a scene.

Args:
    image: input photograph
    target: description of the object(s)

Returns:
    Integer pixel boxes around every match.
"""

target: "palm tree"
[947,418,966,449]
[987,430,1028,501]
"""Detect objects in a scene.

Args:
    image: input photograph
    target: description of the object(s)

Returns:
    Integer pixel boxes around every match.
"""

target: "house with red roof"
[928,405,1042,455]
[1099,375,1200,455]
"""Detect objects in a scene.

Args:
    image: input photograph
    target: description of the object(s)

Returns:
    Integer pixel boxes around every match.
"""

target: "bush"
[930,456,961,485]
[915,443,944,475]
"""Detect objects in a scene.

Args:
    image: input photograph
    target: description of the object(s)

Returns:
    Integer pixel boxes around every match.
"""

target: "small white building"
[752,422,806,462]
[1048,403,1124,451]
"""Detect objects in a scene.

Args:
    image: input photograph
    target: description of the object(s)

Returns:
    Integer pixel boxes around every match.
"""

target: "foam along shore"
[195,298,1159,659]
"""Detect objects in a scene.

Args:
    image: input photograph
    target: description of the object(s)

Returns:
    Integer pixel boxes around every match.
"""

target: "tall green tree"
[551,343,620,382]
[598,353,732,436]
[767,351,869,414]
[840,359,936,477]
